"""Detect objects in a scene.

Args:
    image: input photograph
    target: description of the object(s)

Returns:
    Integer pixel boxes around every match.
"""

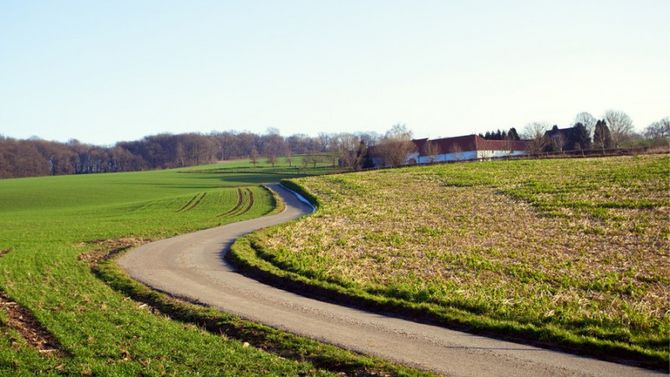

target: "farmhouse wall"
[417,151,478,164]
[476,150,527,159]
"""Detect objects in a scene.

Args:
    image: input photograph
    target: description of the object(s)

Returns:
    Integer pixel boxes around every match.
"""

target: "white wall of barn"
[415,151,478,164]
[476,150,527,159]
[408,150,528,165]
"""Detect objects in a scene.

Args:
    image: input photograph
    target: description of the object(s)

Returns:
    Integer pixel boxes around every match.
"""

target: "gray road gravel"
[118,184,662,377]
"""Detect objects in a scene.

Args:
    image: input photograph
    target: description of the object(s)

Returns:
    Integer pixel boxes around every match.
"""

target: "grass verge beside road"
[93,242,434,377]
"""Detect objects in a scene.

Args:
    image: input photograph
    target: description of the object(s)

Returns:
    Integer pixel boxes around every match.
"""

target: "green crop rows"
[0,159,427,376]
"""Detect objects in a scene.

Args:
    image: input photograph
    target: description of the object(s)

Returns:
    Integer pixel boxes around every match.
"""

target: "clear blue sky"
[1,0,668,145]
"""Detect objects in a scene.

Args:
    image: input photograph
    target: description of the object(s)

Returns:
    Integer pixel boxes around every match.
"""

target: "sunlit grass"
[246,155,670,362]
[0,161,346,375]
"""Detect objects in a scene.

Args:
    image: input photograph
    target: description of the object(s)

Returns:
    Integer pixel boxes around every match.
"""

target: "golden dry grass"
[260,155,669,351]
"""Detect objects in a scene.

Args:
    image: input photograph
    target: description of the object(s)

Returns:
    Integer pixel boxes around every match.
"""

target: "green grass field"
[235,154,670,365]
[0,159,429,376]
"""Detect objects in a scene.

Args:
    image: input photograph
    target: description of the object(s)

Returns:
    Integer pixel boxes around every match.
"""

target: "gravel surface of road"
[118,184,661,376]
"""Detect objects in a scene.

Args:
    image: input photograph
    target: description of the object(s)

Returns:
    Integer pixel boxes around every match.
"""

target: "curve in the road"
[118,183,660,377]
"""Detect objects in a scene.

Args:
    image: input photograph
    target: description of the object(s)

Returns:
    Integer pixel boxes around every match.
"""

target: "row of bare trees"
[0,138,145,178]
[0,129,391,179]
[523,111,669,154]
[0,131,331,178]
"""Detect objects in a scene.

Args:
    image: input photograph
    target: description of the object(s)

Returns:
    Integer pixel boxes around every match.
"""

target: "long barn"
[408,134,530,164]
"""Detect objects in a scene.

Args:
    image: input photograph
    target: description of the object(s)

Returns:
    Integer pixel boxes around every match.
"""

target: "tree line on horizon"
[1,110,667,179]
[521,111,669,154]
[0,129,383,179]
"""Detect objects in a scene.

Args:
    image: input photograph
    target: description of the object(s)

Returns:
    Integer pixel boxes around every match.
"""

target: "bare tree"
[266,153,277,167]
[304,151,323,168]
[249,146,259,167]
[317,133,332,153]
[326,138,340,167]
[522,122,550,154]
[604,110,634,148]
[375,124,416,167]
[644,117,670,140]
[574,112,597,136]
[175,142,186,167]
[330,133,364,169]
[286,149,293,167]
[262,129,287,162]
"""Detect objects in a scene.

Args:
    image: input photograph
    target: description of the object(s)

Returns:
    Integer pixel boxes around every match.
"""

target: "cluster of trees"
[478,128,521,141]
[0,137,142,178]
[371,124,416,167]
[544,124,591,152]
[0,127,396,179]
[522,111,669,154]
[0,130,382,179]
[644,118,670,140]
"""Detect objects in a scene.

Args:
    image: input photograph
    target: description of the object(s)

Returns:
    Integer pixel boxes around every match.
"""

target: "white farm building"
[369,134,530,167]
[408,135,530,164]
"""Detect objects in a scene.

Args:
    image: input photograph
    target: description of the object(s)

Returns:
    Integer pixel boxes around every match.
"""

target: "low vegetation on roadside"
[238,155,670,365]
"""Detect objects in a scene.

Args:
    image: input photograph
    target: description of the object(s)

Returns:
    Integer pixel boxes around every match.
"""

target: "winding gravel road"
[118,184,660,377]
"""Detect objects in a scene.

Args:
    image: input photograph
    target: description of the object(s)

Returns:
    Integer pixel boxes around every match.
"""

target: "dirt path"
[118,184,660,377]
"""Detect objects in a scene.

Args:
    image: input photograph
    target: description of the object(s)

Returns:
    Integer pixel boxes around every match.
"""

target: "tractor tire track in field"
[218,188,244,217]
[178,192,207,213]
[185,192,207,212]
[119,184,661,377]
[176,193,199,212]
[0,249,67,358]
[240,188,254,216]
[217,188,254,218]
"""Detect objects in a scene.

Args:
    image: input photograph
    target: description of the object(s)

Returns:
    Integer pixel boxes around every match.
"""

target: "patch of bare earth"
[78,237,151,267]
[0,291,65,357]
[0,249,66,357]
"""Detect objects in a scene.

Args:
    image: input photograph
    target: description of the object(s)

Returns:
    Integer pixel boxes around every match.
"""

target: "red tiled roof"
[475,137,530,151]
[413,135,529,156]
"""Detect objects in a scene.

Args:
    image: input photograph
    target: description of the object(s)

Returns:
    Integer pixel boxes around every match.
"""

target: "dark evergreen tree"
[507,128,520,140]
[568,123,591,150]
[593,120,613,151]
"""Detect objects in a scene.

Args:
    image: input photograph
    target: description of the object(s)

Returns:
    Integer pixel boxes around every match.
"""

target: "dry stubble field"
[246,154,669,361]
